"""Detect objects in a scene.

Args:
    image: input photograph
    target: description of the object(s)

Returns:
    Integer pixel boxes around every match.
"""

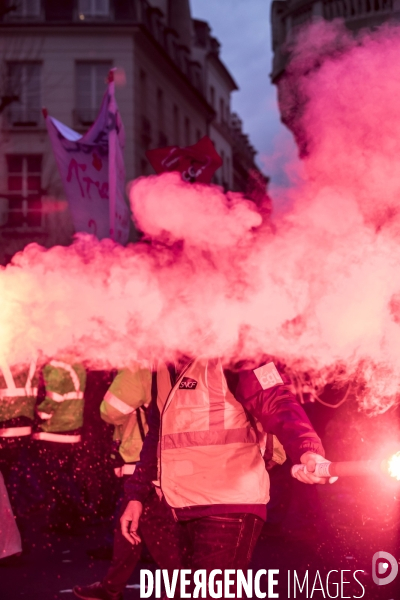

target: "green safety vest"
[33,360,86,443]
[0,359,39,438]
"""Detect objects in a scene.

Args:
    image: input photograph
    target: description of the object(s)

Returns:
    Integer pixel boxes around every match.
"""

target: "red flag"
[146,136,222,184]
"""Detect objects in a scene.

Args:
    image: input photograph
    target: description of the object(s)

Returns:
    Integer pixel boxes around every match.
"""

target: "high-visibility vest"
[100,366,151,471]
[158,358,270,509]
[0,359,38,439]
[32,360,86,444]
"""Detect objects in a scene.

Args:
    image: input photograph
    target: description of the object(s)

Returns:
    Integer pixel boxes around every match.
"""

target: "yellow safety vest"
[101,366,151,474]
[0,359,38,438]
[158,358,270,509]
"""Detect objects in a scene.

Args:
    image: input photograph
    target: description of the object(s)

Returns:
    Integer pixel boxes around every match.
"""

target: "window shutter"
[7,63,22,102]
[79,0,109,16]
[94,63,109,108]
[7,63,41,125]
[78,0,91,15]
[27,0,41,16]
[26,64,41,122]
[76,63,93,122]
[94,0,109,16]
[15,0,41,16]
[76,63,110,124]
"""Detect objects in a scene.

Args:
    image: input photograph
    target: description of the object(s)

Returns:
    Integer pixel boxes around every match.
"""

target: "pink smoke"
[2,22,400,414]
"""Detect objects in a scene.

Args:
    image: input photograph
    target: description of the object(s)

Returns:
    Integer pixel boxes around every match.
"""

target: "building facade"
[270,0,400,152]
[0,0,265,263]
[192,19,236,190]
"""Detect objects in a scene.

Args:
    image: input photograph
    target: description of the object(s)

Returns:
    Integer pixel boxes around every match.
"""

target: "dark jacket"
[124,362,324,521]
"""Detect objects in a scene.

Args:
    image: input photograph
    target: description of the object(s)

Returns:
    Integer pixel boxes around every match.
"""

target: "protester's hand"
[120,500,143,545]
[301,452,339,484]
[294,452,328,485]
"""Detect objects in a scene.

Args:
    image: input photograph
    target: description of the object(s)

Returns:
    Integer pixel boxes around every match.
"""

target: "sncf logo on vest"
[179,377,198,390]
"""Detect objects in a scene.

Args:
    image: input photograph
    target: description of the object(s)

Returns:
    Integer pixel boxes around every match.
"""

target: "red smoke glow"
[2,22,400,415]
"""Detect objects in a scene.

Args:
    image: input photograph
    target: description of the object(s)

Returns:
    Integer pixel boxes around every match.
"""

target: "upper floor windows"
[157,88,167,147]
[139,70,152,149]
[220,98,225,123]
[6,62,41,127]
[2,154,43,230]
[10,0,41,18]
[78,0,110,20]
[209,86,215,109]
[75,61,111,126]
[173,104,180,146]
[184,117,191,146]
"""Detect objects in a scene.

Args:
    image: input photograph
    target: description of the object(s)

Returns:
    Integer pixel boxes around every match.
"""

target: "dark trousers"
[183,513,263,573]
[104,494,263,598]
[32,441,84,526]
[103,490,187,595]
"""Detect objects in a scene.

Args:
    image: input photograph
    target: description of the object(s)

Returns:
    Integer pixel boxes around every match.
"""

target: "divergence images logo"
[179,377,198,390]
[372,551,398,586]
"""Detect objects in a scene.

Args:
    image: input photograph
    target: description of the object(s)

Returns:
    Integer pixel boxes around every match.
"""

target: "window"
[139,71,151,148]
[4,155,42,229]
[184,117,191,146]
[11,0,41,17]
[139,70,147,117]
[140,158,149,176]
[78,0,110,19]
[221,150,225,181]
[173,105,180,145]
[75,62,111,126]
[141,115,152,149]
[157,88,167,147]
[210,86,215,108]
[7,62,41,126]
[220,98,225,123]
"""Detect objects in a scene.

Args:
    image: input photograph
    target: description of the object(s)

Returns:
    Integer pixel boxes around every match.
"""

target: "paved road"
[1,479,399,600]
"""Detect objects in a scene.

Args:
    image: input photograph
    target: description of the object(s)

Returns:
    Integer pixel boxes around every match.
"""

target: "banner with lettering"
[45,73,130,244]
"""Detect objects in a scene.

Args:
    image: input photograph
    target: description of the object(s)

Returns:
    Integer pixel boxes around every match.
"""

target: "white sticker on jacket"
[253,362,283,390]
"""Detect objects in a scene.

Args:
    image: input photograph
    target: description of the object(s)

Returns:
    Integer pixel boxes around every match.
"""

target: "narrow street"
[1,481,398,600]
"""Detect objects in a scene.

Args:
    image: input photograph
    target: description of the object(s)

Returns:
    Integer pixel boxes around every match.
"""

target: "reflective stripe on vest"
[161,425,257,450]
[0,358,38,398]
[114,464,136,477]
[49,360,80,390]
[46,390,84,403]
[0,387,38,399]
[158,359,269,509]
[104,390,134,415]
[32,432,81,444]
[46,360,83,403]
[37,411,52,420]
[0,426,32,438]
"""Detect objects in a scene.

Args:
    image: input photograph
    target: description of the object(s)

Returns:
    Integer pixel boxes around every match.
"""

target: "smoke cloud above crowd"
[2,21,400,414]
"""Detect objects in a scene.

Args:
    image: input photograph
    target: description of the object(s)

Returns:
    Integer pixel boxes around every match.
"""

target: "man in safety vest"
[0,358,40,547]
[101,366,150,479]
[0,359,38,440]
[32,357,86,532]
[73,365,186,600]
[120,358,329,586]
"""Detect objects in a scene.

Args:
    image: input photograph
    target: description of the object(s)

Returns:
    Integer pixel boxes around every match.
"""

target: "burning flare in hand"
[291,451,400,480]
[388,451,400,481]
